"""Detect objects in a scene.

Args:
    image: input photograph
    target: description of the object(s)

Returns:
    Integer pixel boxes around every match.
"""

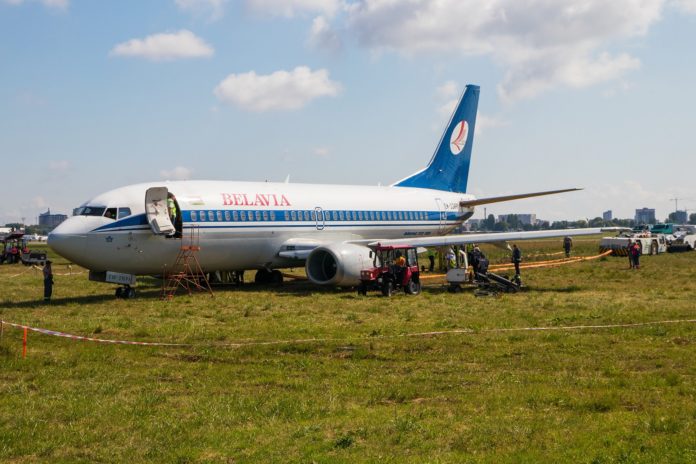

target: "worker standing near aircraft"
[167,194,178,224]
[631,241,642,270]
[43,260,53,302]
[511,244,522,277]
[563,236,573,258]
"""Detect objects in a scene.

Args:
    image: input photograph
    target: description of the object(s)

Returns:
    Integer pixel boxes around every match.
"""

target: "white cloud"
[308,15,342,52]
[3,0,68,8]
[475,114,507,136]
[214,66,342,111]
[672,0,696,13]
[175,0,226,21]
[436,81,459,100]
[160,166,193,180]
[245,0,341,18]
[339,0,665,101]
[110,30,214,61]
[32,196,48,209]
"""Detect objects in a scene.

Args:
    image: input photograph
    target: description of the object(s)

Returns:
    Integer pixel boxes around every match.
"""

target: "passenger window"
[216,211,223,221]
[291,211,297,221]
[269,211,275,221]
[117,208,131,219]
[240,211,246,221]
[104,208,117,220]
[233,211,239,221]
[191,211,198,221]
[304,211,310,221]
[199,211,206,222]
[263,211,269,221]
[224,211,231,221]
[255,211,261,221]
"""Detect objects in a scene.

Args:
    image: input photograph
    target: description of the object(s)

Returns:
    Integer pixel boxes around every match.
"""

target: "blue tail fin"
[394,84,479,193]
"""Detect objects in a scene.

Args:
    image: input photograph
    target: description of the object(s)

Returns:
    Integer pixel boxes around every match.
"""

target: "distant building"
[634,207,656,225]
[38,209,68,229]
[603,210,613,221]
[673,210,688,224]
[497,214,537,225]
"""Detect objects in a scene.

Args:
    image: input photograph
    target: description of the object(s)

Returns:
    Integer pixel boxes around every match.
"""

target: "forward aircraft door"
[145,187,175,235]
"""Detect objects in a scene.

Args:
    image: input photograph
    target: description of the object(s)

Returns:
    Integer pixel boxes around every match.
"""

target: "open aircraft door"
[145,187,175,235]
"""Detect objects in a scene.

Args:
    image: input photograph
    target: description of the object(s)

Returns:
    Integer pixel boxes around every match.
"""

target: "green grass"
[1,240,696,463]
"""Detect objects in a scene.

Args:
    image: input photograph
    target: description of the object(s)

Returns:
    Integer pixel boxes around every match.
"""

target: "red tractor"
[357,245,421,296]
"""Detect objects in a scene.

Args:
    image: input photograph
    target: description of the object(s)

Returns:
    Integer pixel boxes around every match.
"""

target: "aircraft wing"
[367,228,610,249]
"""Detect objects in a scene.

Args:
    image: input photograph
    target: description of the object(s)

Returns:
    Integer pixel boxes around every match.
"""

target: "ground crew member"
[631,241,642,270]
[471,246,482,279]
[627,239,634,269]
[445,249,456,270]
[43,260,53,302]
[511,244,522,276]
[563,236,573,258]
[167,194,178,223]
[428,253,435,272]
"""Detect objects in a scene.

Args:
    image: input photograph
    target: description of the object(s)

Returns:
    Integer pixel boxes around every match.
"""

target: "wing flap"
[368,228,609,249]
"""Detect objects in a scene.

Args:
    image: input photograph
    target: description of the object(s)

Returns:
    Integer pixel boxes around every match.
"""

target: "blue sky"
[1,0,695,225]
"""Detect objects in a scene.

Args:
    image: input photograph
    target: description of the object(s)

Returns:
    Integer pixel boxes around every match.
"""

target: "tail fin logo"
[449,120,469,155]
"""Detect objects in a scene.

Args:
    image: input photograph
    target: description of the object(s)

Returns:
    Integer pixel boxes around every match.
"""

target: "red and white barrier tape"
[2,318,696,351]
[0,320,187,347]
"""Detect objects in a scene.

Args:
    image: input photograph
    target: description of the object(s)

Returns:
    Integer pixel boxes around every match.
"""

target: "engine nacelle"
[305,243,374,286]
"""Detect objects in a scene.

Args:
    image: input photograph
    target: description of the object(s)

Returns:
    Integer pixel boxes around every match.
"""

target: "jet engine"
[305,243,374,286]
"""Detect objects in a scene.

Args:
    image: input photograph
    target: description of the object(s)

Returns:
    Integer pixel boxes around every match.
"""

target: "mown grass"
[1,239,696,463]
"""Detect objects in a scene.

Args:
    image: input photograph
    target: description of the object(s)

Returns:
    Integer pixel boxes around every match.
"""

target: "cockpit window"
[104,208,118,220]
[76,206,106,216]
[118,208,131,219]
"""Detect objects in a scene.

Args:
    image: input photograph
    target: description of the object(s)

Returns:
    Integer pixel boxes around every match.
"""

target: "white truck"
[599,232,668,256]
[668,225,696,252]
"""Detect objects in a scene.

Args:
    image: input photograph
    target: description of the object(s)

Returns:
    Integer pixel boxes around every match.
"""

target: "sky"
[1,0,695,225]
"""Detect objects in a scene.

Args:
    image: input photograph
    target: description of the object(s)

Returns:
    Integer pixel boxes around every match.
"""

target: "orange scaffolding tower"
[161,226,213,299]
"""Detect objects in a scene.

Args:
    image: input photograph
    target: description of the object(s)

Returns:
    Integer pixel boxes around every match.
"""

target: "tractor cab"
[1,231,47,265]
[358,245,421,296]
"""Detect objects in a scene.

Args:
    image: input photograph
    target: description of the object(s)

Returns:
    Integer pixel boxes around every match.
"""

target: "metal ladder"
[161,226,213,299]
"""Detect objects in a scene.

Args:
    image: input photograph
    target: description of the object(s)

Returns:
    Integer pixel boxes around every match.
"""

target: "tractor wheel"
[357,283,367,296]
[405,279,421,295]
[381,280,393,297]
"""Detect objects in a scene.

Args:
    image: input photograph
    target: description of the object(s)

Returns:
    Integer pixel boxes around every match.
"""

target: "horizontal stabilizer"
[460,188,582,208]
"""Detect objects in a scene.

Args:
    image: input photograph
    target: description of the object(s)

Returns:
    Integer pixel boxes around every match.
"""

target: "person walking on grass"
[43,260,53,302]
[511,244,522,277]
[631,241,642,270]
[563,236,573,258]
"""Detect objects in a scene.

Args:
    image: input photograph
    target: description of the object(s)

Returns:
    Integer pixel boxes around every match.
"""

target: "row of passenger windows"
[188,209,437,223]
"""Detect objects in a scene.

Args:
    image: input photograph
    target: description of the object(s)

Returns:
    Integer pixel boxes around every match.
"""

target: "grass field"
[1,238,696,463]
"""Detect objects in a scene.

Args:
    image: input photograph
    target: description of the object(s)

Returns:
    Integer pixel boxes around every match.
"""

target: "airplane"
[49,85,607,297]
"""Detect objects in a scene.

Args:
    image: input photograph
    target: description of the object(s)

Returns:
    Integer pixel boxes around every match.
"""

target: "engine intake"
[305,243,374,286]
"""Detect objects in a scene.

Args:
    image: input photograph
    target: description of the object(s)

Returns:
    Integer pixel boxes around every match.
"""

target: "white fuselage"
[49,180,474,275]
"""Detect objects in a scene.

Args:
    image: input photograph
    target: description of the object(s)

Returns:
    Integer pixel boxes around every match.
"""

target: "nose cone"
[48,217,102,265]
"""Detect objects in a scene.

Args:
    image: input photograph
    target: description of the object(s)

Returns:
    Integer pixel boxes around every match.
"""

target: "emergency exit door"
[145,187,175,235]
